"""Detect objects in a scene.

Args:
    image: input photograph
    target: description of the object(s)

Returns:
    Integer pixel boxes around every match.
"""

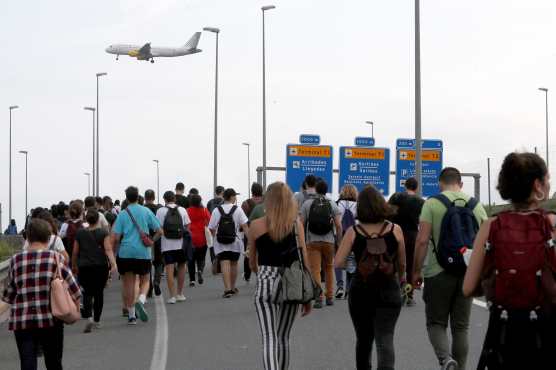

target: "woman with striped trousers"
[248,182,313,370]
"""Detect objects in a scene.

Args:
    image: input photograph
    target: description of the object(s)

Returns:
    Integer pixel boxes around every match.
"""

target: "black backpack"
[163,206,185,240]
[432,194,480,276]
[216,206,238,244]
[307,196,333,235]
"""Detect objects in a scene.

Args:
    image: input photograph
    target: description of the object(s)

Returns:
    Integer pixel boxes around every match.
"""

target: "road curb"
[0,259,10,323]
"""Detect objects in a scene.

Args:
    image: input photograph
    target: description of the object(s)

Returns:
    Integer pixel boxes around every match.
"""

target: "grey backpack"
[273,224,321,304]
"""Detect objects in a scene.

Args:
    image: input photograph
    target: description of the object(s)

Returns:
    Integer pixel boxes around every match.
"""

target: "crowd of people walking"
[2,151,556,370]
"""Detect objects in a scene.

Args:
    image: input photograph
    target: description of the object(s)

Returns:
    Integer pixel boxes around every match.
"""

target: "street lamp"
[96,72,107,196]
[365,121,374,138]
[262,4,276,189]
[8,105,19,222]
[84,172,91,196]
[414,0,423,197]
[539,87,549,168]
[203,27,220,192]
[18,150,28,220]
[84,107,96,194]
[242,143,251,197]
[153,160,160,204]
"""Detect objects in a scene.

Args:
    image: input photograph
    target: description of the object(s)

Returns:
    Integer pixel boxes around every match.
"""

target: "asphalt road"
[0,266,489,370]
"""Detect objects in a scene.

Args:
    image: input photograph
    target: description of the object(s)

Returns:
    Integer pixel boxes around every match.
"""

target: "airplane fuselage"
[105,44,201,59]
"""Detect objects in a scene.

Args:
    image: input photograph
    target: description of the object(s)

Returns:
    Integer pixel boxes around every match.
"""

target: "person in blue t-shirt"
[112,186,162,325]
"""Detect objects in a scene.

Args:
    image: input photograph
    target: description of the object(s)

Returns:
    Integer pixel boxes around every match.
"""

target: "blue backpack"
[432,194,479,276]
[340,201,356,236]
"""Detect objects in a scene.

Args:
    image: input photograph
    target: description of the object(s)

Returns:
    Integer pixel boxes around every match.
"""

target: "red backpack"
[483,210,556,310]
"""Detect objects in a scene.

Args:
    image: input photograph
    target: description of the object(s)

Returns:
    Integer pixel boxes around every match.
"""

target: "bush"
[0,240,16,262]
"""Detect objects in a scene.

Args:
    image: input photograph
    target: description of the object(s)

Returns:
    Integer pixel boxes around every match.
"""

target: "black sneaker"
[83,321,94,333]
[223,291,233,298]
[189,281,196,287]
[326,298,334,306]
[335,287,345,299]
[154,285,162,297]
[198,272,204,285]
[313,299,323,309]
[128,317,137,326]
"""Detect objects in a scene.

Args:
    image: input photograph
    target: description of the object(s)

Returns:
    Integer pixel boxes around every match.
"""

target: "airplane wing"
[138,43,151,56]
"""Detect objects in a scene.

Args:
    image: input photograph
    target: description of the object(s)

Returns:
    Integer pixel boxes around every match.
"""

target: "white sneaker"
[167,297,176,304]
[441,358,458,370]
[176,294,187,302]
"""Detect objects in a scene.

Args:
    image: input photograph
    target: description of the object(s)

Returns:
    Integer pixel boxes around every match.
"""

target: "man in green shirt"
[413,167,487,370]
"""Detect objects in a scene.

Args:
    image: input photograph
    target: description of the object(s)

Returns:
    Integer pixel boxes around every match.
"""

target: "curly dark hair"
[497,152,548,204]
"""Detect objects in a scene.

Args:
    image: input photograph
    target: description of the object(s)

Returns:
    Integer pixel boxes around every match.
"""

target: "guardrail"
[0,259,9,281]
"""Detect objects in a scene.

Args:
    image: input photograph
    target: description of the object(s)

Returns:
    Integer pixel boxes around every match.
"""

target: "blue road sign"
[395,139,443,196]
[339,147,390,195]
[299,134,321,145]
[355,137,375,147]
[286,144,333,192]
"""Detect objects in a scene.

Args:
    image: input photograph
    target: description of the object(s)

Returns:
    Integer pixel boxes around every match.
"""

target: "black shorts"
[218,251,240,262]
[163,249,187,265]
[116,257,151,276]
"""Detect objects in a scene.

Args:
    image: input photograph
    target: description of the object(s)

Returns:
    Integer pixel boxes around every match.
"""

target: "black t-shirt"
[207,197,224,214]
[176,194,189,209]
[75,228,109,268]
[256,232,298,268]
[388,192,424,232]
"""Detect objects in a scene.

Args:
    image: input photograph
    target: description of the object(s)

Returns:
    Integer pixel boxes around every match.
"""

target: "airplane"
[105,32,202,63]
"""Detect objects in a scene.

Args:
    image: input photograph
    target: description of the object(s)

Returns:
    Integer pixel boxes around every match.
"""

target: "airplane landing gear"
[150,58,155,64]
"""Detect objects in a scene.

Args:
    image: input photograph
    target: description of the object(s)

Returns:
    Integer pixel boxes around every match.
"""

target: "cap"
[223,188,240,199]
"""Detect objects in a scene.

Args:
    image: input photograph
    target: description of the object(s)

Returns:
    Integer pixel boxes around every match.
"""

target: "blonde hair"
[264,182,298,242]
[339,184,358,201]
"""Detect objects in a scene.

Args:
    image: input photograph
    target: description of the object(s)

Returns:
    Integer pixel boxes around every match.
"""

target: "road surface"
[0,268,489,370]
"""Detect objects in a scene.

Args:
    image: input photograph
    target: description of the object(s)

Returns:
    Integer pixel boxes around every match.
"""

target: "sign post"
[339,146,390,195]
[286,138,333,192]
[395,139,443,196]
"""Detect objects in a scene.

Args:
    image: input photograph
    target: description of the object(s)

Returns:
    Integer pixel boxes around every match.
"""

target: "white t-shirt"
[337,200,357,219]
[156,204,191,253]
[23,235,65,253]
[208,203,249,255]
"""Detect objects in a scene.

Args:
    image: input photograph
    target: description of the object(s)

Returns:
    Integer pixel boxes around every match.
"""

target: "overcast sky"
[2,0,556,229]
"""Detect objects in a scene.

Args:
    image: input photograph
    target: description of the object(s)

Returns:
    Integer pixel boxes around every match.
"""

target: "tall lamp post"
[18,150,28,220]
[153,160,160,204]
[262,5,276,189]
[242,143,251,197]
[539,87,549,169]
[203,27,220,192]
[365,120,374,138]
[84,172,91,196]
[84,107,96,194]
[414,0,423,197]
[96,72,107,196]
[8,105,19,222]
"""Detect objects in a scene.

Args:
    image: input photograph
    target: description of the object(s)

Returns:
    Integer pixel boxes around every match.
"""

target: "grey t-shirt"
[300,196,341,244]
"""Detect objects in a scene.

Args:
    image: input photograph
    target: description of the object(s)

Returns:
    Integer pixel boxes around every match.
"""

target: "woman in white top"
[23,209,69,263]
[335,184,358,299]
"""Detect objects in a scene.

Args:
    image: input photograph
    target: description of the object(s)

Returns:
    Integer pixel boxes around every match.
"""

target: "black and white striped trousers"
[254,266,299,370]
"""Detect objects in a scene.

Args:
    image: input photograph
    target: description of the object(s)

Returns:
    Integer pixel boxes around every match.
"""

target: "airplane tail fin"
[184,32,201,49]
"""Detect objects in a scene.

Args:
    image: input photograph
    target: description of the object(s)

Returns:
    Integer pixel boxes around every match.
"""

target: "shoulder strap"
[227,205,238,216]
[466,197,479,211]
[125,208,142,234]
[217,206,225,216]
[431,194,452,209]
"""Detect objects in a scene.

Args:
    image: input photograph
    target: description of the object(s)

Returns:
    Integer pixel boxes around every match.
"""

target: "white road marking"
[150,296,168,370]
[473,299,488,309]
